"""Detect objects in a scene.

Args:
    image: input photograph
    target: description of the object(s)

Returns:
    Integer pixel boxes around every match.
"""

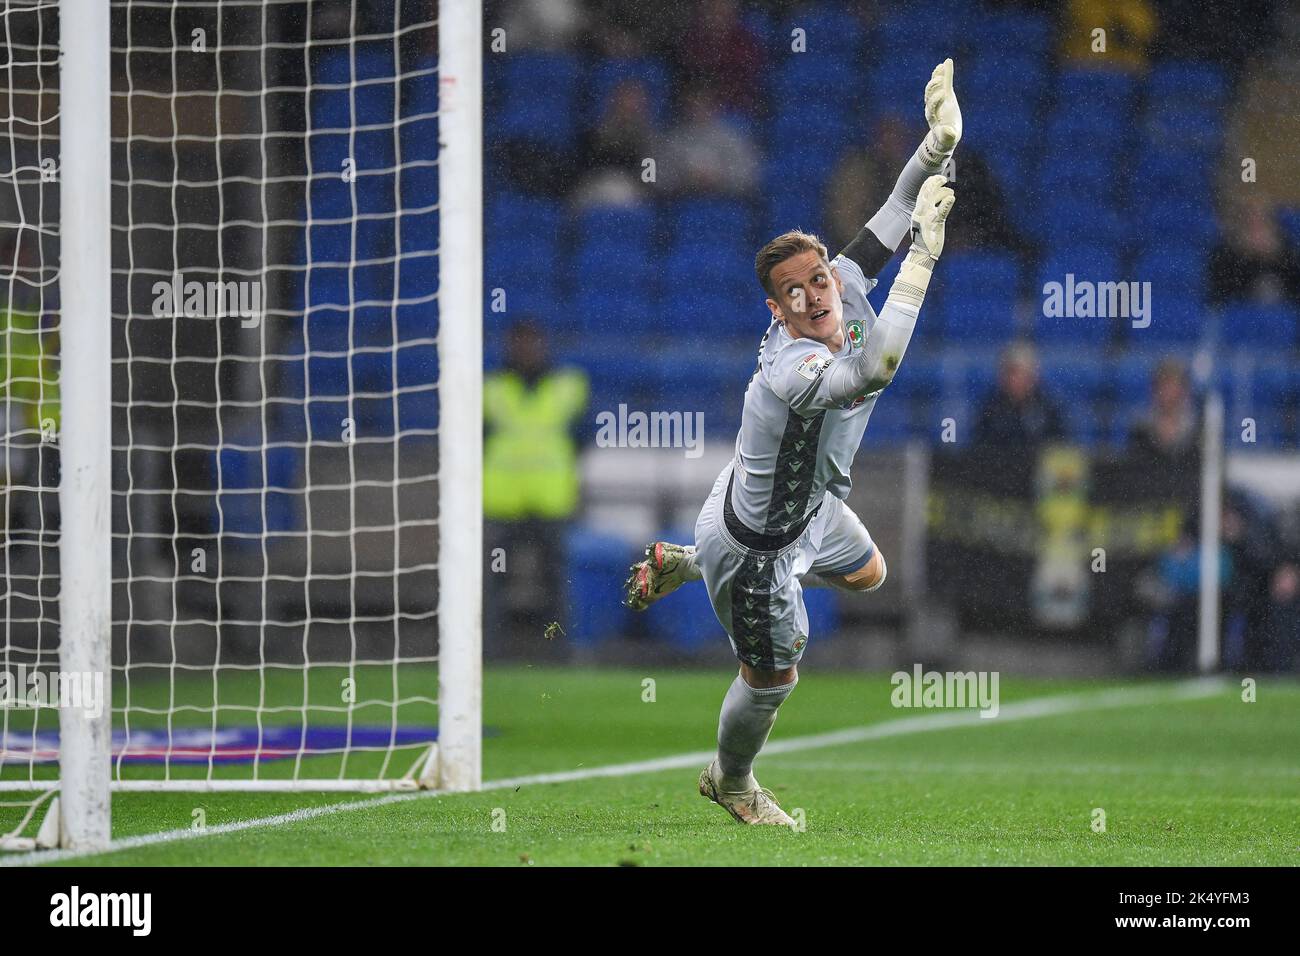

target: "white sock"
[715,673,797,791]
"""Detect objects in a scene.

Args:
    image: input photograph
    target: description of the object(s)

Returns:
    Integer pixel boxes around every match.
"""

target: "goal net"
[1,0,481,850]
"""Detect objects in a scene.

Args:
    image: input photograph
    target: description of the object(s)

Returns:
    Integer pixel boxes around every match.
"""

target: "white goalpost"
[1,0,481,850]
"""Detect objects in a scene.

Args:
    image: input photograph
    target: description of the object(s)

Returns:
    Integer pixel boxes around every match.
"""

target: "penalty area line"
[0,678,1225,866]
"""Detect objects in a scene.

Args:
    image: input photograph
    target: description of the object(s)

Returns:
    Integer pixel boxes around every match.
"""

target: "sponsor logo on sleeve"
[795,352,831,382]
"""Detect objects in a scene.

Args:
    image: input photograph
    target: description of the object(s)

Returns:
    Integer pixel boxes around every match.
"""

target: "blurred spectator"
[1150,0,1276,67]
[1257,554,1299,671]
[940,151,1028,262]
[572,78,658,209]
[483,320,589,649]
[1128,359,1200,472]
[1061,0,1157,71]
[0,302,59,534]
[588,0,681,56]
[972,342,1066,448]
[824,114,913,251]
[496,0,585,51]
[656,87,759,197]
[678,0,766,117]
[1220,491,1292,672]
[1140,531,1216,672]
[1207,196,1300,307]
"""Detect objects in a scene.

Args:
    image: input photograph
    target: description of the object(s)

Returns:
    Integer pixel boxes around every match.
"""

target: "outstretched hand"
[924,58,962,153]
[910,174,956,260]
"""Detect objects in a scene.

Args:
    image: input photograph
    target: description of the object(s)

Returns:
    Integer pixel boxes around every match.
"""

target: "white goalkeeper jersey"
[726,255,882,544]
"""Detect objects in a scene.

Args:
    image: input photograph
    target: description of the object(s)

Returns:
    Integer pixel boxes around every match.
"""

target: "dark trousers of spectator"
[483,518,568,658]
[1146,599,1199,673]
[1249,600,1299,672]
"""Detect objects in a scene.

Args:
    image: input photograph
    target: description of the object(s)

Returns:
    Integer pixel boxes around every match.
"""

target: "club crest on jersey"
[846,320,864,348]
[796,352,830,382]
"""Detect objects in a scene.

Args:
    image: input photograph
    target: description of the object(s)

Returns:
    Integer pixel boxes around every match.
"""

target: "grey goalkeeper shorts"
[693,462,875,670]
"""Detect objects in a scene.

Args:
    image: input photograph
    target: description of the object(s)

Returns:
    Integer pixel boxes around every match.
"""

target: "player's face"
[766,250,845,350]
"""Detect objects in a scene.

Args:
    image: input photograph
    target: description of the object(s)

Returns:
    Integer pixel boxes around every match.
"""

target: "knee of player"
[841,549,887,592]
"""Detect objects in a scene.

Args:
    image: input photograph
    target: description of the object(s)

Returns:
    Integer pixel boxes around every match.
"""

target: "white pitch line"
[0,678,1226,866]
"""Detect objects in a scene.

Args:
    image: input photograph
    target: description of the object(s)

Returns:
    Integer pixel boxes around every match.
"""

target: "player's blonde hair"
[754,229,830,297]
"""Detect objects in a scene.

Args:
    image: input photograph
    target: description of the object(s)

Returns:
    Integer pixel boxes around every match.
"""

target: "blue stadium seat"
[1134,296,1205,346]
[934,252,1021,344]
[645,349,753,414]
[566,528,637,644]
[1047,148,1118,188]
[1143,108,1222,157]
[969,12,1054,56]
[787,2,869,56]
[1219,303,1299,349]
[491,192,564,239]
[762,183,825,242]
[1134,148,1211,196]
[494,52,580,148]
[868,51,944,113]
[215,440,302,537]
[1148,61,1228,108]
[575,347,655,409]
[863,383,912,445]
[1227,365,1296,446]
[1037,246,1121,288]
[1279,207,1300,248]
[873,10,960,60]
[568,284,656,335]
[1138,198,1217,246]
[770,54,855,105]
[1041,359,1108,445]
[1045,107,1130,143]
[641,577,718,652]
[663,243,752,300]
[575,204,657,252]
[1056,67,1140,111]
[669,198,754,250]
[1038,195,1125,248]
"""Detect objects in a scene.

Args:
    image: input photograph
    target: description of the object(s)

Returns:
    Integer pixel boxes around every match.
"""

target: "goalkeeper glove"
[888,175,956,311]
[920,58,962,167]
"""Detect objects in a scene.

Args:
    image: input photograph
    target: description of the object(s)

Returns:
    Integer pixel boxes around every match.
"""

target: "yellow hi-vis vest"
[1,308,59,435]
[483,367,588,520]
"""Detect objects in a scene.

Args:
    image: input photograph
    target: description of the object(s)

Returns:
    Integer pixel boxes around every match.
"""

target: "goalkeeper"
[624,60,961,826]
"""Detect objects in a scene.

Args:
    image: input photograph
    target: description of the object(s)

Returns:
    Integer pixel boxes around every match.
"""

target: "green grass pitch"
[3,666,1297,866]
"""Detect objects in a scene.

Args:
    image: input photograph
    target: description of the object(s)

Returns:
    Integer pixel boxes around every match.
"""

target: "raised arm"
[819,175,955,403]
[838,58,963,279]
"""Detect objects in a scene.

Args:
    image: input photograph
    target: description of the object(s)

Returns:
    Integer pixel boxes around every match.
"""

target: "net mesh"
[1,0,442,807]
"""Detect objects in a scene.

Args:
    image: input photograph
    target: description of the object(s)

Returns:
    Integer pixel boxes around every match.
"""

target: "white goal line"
[0,678,1227,866]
